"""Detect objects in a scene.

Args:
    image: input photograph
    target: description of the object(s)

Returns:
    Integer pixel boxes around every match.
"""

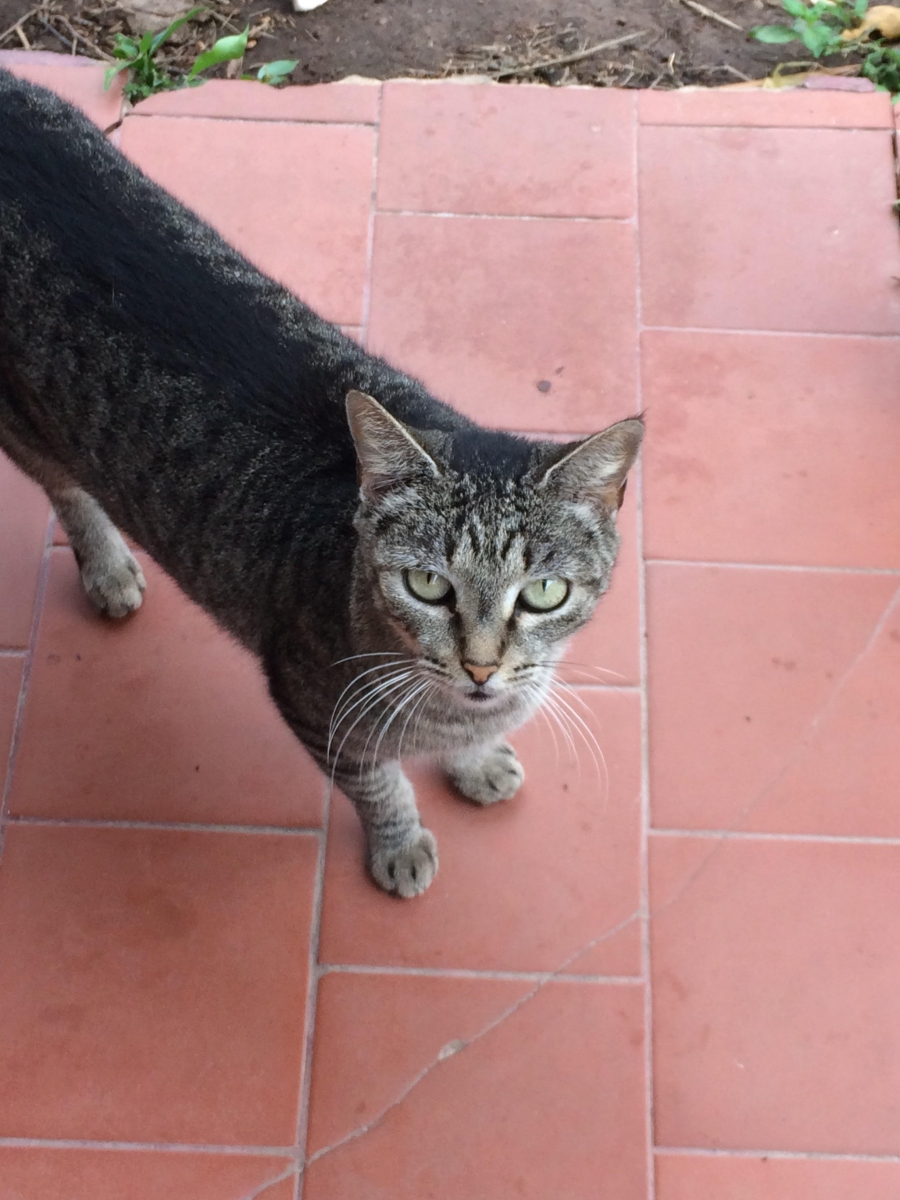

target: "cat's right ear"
[346,391,440,502]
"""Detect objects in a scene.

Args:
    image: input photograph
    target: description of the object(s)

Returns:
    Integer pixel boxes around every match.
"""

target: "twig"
[16,22,31,47]
[680,0,744,32]
[39,16,75,49]
[0,6,40,46]
[57,11,115,59]
[492,29,649,77]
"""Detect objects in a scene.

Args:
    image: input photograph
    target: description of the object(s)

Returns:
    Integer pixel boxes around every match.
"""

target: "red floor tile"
[638,87,894,128]
[367,214,638,433]
[646,563,898,834]
[558,486,640,687]
[304,972,647,1199]
[641,332,900,568]
[0,1148,295,1200]
[132,77,379,122]
[9,551,324,825]
[0,454,49,650]
[0,824,316,1143]
[639,126,900,333]
[320,689,642,975]
[119,116,375,325]
[0,654,23,793]
[377,81,635,217]
[655,1153,900,1200]
[0,51,124,127]
[651,834,900,1154]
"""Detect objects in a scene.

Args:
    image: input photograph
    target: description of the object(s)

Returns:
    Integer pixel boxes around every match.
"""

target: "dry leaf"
[840,4,900,41]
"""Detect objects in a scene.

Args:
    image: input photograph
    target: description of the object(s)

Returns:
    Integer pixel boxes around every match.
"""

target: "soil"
[0,0,834,93]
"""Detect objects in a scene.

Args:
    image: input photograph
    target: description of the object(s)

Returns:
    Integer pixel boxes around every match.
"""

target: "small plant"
[251,59,300,86]
[752,0,863,56]
[104,9,297,103]
[751,0,900,97]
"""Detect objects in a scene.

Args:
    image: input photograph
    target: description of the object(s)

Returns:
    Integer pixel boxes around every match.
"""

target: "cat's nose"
[463,662,499,685]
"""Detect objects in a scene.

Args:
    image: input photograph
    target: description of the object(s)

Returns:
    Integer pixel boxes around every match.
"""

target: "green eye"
[519,578,569,612]
[405,569,453,604]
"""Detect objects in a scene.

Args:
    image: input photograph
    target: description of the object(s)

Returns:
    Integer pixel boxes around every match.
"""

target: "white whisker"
[329,672,417,775]
[327,664,416,757]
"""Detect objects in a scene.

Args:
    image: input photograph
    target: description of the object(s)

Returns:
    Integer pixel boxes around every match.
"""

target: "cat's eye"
[405,569,453,605]
[519,577,569,613]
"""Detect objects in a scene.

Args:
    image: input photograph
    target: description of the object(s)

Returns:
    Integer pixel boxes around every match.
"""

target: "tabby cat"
[0,69,642,897]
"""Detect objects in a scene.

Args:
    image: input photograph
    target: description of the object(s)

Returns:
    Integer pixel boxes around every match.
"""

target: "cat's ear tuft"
[538,416,644,511]
[346,390,440,501]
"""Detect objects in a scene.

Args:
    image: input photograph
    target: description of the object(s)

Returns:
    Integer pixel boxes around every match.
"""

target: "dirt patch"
[0,0,859,90]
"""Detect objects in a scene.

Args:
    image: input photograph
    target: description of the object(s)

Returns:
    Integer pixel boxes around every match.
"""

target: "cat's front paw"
[369,828,438,898]
[448,741,524,806]
[82,548,146,618]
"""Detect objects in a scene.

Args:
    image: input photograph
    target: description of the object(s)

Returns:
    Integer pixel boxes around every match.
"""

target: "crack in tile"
[651,580,900,914]
[301,906,642,1174]
[293,585,900,1176]
[240,1161,299,1200]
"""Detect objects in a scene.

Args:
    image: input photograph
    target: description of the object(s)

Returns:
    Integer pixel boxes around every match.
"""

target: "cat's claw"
[82,549,146,618]
[448,741,524,806]
[369,828,438,898]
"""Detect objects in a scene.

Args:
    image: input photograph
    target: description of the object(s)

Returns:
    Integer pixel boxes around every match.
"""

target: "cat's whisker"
[397,682,438,762]
[328,660,417,738]
[328,670,417,770]
[529,659,626,683]
[521,681,562,769]
[547,686,609,801]
[534,688,579,765]
[329,651,408,668]
[327,665,417,757]
[366,677,434,773]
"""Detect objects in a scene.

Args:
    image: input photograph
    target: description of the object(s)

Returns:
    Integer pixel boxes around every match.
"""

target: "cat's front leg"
[336,761,438,898]
[443,740,525,807]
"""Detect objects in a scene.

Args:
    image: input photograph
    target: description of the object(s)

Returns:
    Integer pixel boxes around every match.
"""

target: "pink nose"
[463,662,499,685]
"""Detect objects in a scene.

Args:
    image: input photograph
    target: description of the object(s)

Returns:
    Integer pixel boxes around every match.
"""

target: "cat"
[0,68,643,897]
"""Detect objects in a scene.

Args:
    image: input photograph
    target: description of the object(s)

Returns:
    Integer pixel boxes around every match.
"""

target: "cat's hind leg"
[0,427,144,618]
[50,483,146,618]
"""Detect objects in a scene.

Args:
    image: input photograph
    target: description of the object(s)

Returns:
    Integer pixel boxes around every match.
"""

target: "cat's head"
[347,390,643,713]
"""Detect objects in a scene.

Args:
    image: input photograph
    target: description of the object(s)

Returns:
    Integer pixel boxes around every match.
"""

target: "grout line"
[0,511,55,871]
[650,827,900,846]
[633,108,657,1200]
[645,558,900,576]
[358,83,383,350]
[124,113,379,130]
[7,816,325,837]
[655,1145,900,1163]
[293,781,330,1200]
[642,324,900,341]
[0,1136,294,1155]
[374,208,635,224]
[640,121,894,133]
[0,649,27,658]
[319,963,644,985]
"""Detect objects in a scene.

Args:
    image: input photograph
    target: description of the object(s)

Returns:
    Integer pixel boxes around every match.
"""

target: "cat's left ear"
[537,416,644,512]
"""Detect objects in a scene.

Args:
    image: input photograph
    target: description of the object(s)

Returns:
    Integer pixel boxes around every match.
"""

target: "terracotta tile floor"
[1,50,900,1199]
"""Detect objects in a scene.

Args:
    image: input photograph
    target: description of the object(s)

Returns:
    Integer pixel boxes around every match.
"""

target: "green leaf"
[151,6,204,53]
[104,62,130,89]
[188,26,249,77]
[256,58,298,84]
[751,23,799,42]
[111,33,139,58]
[799,20,833,54]
[854,0,869,17]
[137,30,154,56]
[782,0,808,18]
